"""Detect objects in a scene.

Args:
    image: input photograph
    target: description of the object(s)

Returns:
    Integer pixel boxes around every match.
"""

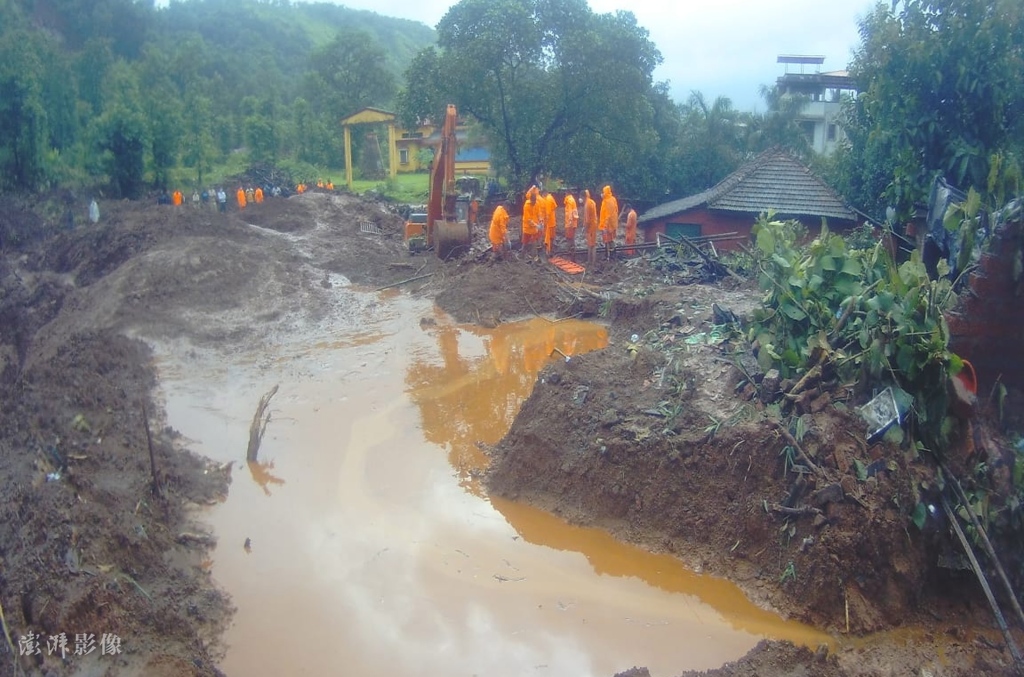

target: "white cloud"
[327,0,874,111]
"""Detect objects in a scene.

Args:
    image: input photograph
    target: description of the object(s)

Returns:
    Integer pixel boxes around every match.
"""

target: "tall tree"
[743,85,812,158]
[673,92,743,195]
[835,0,1024,219]
[0,29,49,191]
[92,61,148,198]
[304,28,397,118]
[399,0,664,197]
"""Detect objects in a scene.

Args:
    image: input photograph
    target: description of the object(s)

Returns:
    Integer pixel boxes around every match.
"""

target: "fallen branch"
[943,462,1024,632]
[941,495,1024,669]
[374,272,434,292]
[141,401,161,497]
[769,419,824,477]
[658,232,743,282]
[769,503,823,517]
[246,385,279,462]
[784,362,823,400]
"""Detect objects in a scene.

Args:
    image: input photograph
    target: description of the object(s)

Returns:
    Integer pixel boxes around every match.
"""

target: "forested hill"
[0,0,436,196]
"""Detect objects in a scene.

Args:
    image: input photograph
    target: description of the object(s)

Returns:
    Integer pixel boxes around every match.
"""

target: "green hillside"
[0,0,437,196]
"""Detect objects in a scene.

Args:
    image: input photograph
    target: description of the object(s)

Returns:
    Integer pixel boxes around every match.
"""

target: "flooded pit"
[155,293,830,677]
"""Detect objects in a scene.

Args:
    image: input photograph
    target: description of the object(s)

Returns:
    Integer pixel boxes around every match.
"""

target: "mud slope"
[0,191,418,675]
[485,285,1018,676]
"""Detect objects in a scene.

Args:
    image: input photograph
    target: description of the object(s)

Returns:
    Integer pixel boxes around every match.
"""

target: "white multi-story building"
[776,55,857,156]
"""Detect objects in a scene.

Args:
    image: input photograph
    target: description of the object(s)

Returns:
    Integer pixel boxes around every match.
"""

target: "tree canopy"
[398,0,670,200]
[0,0,434,195]
[831,0,1024,220]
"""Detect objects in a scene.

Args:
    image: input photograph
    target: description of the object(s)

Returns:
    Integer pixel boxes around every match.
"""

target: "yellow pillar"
[344,125,353,190]
[388,123,398,178]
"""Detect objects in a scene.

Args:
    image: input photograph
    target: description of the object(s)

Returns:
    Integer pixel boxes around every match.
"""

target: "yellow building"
[340,107,492,185]
[396,123,491,176]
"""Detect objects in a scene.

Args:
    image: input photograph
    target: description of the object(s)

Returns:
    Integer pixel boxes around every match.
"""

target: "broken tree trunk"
[246,385,280,462]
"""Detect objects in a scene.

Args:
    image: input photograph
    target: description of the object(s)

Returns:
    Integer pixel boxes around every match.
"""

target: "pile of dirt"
[483,280,1020,675]
[2,188,1019,677]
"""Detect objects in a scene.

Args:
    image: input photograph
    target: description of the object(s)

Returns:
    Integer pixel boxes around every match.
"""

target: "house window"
[799,120,816,144]
[827,124,837,142]
[666,222,701,239]
[399,148,409,165]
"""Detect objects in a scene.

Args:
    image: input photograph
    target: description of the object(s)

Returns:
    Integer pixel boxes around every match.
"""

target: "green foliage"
[779,560,797,584]
[0,0,434,198]
[303,27,397,118]
[400,0,667,198]
[92,62,149,198]
[749,213,959,449]
[0,29,50,191]
[834,0,1024,220]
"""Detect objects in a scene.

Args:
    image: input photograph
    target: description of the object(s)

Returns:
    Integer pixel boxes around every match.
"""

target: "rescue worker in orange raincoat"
[254,186,264,204]
[624,206,638,255]
[542,189,557,256]
[236,187,246,210]
[563,192,578,257]
[172,189,183,206]
[489,204,510,258]
[583,189,598,265]
[599,185,619,260]
[521,186,541,259]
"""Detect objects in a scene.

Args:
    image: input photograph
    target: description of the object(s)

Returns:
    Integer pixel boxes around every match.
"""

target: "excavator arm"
[426,104,471,259]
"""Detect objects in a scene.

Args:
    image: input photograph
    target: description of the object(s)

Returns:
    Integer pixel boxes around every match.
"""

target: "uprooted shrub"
[748,213,960,452]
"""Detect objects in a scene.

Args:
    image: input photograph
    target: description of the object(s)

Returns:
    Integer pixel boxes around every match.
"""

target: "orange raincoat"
[254,187,264,204]
[521,187,540,244]
[625,208,638,254]
[599,185,618,244]
[236,188,246,209]
[583,190,598,247]
[543,192,557,253]
[489,205,509,250]
[563,193,578,243]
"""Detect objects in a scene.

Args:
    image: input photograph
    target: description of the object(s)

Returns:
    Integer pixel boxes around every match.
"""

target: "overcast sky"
[329,0,876,111]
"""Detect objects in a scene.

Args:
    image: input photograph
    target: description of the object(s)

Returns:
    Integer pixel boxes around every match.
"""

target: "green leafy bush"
[749,213,959,449]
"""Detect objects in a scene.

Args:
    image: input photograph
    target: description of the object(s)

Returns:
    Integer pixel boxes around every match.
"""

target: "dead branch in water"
[141,401,162,497]
[246,385,279,462]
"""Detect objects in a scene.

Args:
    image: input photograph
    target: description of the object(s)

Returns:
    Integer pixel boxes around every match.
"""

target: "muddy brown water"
[154,291,830,677]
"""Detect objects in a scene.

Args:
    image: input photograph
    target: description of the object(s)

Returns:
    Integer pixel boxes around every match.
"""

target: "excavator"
[405,104,472,259]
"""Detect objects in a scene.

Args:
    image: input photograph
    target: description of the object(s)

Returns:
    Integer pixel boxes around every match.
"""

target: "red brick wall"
[638,207,856,251]
[946,219,1024,390]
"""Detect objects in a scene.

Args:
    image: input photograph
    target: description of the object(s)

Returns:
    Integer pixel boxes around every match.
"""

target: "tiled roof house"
[638,148,859,249]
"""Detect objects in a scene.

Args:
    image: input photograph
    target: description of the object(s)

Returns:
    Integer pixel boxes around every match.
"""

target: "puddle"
[155,293,830,677]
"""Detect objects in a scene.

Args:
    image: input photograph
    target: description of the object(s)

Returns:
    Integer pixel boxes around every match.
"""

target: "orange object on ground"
[549,256,585,275]
[956,359,978,395]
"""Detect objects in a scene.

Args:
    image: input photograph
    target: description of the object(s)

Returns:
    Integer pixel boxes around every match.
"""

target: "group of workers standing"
[488,184,638,264]
[160,183,301,212]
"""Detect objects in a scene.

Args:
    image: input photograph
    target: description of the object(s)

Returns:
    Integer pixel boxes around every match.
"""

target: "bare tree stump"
[246,385,279,462]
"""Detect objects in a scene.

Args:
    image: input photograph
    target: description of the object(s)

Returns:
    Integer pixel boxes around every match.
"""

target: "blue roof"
[456,147,489,162]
